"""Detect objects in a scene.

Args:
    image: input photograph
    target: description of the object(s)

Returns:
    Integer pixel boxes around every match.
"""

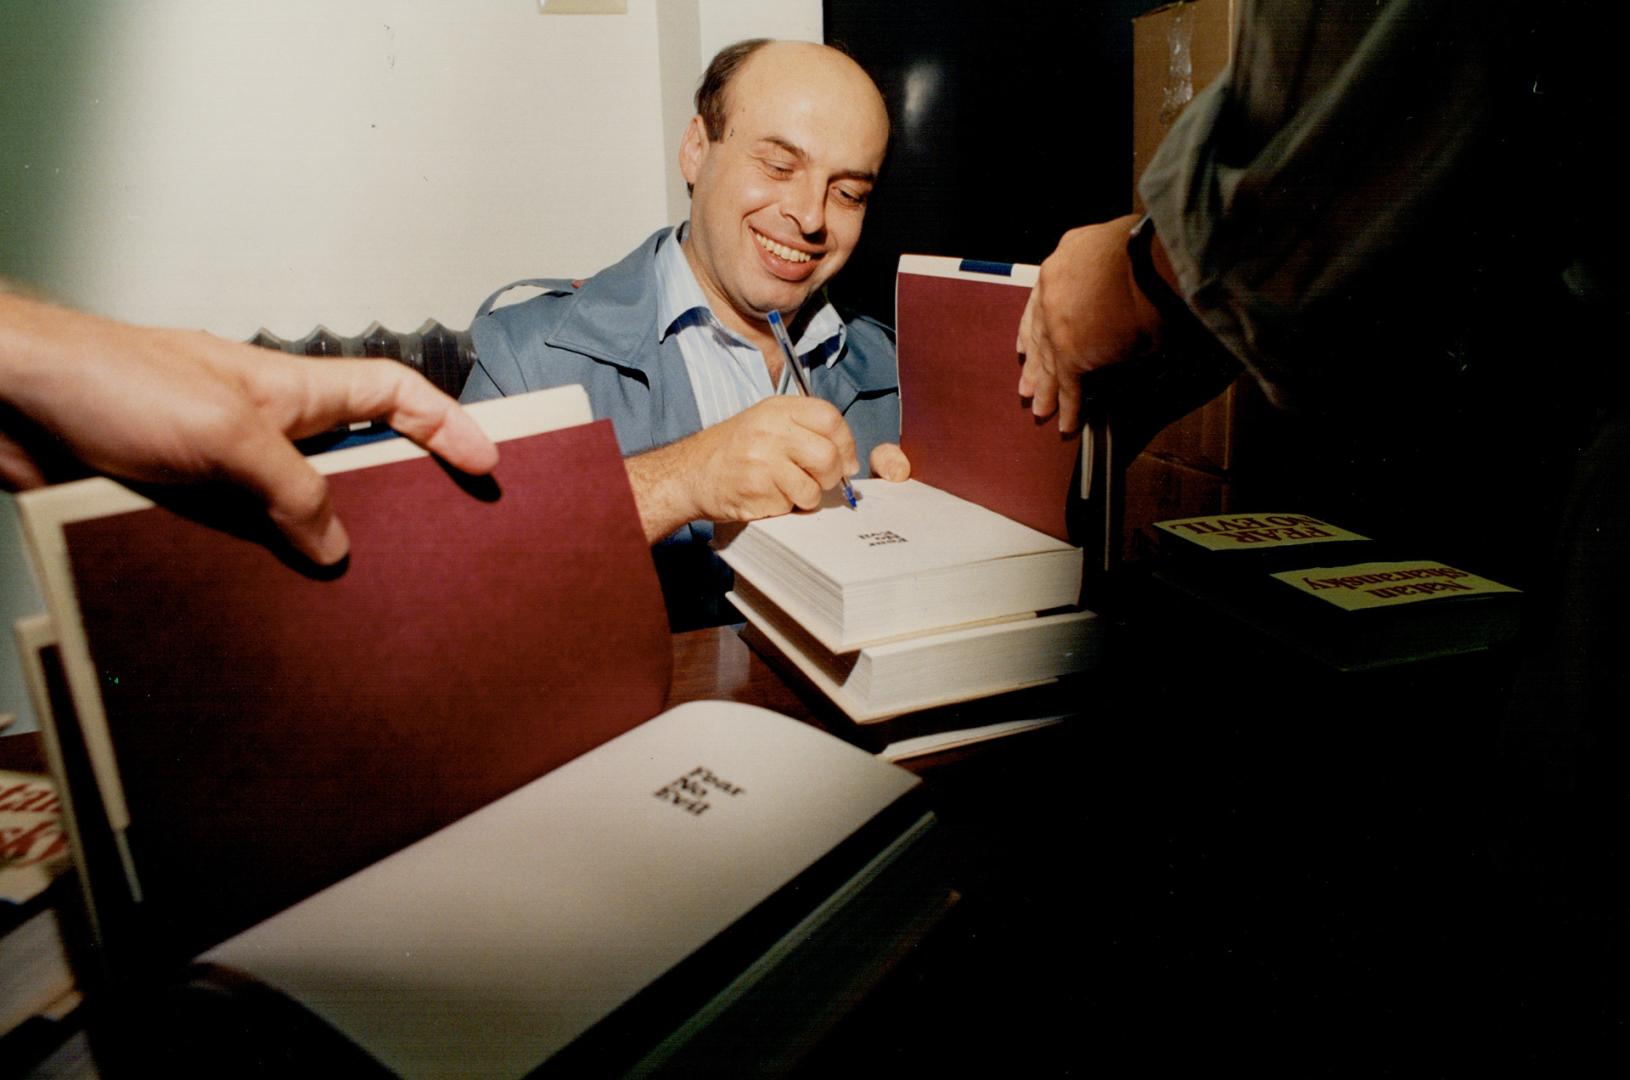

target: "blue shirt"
[653,222,846,432]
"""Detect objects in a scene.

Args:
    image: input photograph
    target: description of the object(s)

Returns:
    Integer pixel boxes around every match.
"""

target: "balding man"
[462,40,906,627]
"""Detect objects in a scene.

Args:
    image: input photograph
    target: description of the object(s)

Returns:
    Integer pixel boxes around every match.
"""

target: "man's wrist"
[1127,213,1222,355]
[625,439,700,544]
[1126,215,1182,325]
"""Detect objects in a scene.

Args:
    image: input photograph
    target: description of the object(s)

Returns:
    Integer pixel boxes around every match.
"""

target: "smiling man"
[462,39,904,627]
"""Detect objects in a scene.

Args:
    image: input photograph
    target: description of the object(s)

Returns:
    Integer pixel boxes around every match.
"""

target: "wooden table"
[667,623,818,719]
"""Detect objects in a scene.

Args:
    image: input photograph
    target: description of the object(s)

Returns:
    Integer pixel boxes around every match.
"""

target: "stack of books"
[718,479,1100,759]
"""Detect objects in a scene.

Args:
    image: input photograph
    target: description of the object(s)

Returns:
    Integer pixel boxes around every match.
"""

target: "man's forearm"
[0,291,94,415]
[625,439,701,544]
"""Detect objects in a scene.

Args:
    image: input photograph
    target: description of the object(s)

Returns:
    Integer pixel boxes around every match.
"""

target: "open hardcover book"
[11,387,950,1076]
[702,260,1107,758]
[192,700,941,1078]
[714,479,1083,653]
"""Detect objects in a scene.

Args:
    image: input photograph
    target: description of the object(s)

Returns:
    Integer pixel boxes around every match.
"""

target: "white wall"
[0,0,819,736]
[0,0,819,341]
[0,495,43,736]
[698,0,822,59]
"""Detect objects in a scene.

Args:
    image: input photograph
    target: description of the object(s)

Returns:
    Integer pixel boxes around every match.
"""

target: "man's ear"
[679,115,708,190]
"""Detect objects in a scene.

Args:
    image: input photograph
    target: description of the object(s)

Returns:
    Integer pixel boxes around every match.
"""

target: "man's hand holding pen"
[623,397,909,543]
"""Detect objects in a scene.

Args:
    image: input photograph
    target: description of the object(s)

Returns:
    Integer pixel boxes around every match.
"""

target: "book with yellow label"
[1144,512,1522,673]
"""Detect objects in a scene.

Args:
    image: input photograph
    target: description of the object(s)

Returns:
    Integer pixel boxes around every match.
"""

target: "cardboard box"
[1122,454,1232,562]
[1132,0,1235,214]
[1132,0,1237,472]
[1124,0,1239,557]
[1141,377,1238,473]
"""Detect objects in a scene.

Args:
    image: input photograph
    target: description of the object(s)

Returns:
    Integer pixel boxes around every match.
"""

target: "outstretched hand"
[1,292,499,564]
[1016,213,1162,435]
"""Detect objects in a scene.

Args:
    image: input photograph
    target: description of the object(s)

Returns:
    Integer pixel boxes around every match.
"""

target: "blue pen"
[766,309,858,509]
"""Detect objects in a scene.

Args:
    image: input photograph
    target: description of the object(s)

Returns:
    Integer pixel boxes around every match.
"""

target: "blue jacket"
[463,227,900,629]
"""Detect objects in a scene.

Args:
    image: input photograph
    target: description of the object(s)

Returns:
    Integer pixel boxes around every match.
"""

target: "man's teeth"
[754,232,812,263]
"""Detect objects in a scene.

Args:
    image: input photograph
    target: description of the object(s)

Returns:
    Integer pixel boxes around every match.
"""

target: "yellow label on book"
[1154,513,1369,551]
[1273,561,1519,612]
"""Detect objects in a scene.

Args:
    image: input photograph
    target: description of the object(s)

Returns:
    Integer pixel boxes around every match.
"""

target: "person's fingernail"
[313,517,349,565]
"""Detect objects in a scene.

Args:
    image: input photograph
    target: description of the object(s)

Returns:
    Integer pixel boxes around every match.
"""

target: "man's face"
[680,43,889,336]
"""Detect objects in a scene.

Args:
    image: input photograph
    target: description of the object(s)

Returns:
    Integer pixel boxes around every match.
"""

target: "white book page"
[720,480,1084,651]
[730,587,1077,722]
[894,253,1040,286]
[719,480,1075,588]
[202,700,918,1080]
[879,715,1066,763]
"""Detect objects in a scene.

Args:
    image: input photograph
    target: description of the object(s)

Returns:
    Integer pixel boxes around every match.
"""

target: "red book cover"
[896,257,1083,542]
[62,419,670,961]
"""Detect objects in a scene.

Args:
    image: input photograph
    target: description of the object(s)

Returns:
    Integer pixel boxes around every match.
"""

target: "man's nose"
[782,177,825,237]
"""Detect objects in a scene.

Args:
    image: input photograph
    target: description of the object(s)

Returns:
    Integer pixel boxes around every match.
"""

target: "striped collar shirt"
[653,223,847,432]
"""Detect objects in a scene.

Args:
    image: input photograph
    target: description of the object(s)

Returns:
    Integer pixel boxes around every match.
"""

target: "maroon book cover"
[63,420,671,961]
[896,262,1082,542]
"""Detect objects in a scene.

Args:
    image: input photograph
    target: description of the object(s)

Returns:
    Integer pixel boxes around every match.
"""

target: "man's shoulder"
[476,278,585,340]
[472,229,668,350]
[835,307,898,386]
[841,309,896,351]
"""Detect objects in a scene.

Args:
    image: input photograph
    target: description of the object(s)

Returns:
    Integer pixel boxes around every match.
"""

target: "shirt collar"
[653,222,846,367]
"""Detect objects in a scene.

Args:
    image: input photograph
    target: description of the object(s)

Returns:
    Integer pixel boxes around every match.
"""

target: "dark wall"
[824,0,1152,323]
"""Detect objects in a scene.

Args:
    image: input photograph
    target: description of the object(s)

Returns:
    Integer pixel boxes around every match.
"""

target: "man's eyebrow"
[756,136,808,160]
[756,136,877,184]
